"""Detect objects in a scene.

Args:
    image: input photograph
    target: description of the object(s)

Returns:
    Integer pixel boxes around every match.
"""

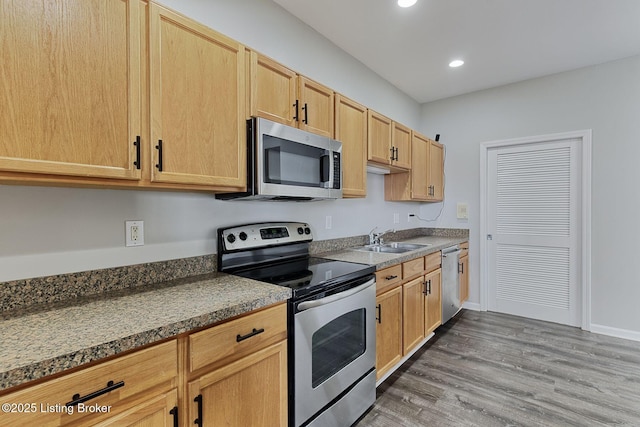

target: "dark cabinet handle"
[459,263,464,274]
[376,304,382,324]
[170,406,178,427]
[194,394,203,427]
[384,275,398,281]
[65,380,124,407]
[236,327,265,342]
[293,100,299,121]
[302,102,308,124]
[155,140,163,171]
[133,135,141,170]
[390,147,395,161]
[423,279,432,295]
[394,147,399,161]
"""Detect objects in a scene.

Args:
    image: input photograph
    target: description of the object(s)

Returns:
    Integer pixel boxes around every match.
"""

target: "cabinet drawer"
[424,252,441,273]
[189,303,287,373]
[402,257,424,280]
[375,264,402,294]
[0,340,177,427]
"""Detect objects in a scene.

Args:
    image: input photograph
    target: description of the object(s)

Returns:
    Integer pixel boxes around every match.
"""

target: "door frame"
[479,130,592,330]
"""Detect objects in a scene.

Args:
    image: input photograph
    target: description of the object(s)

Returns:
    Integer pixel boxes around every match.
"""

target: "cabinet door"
[91,389,178,427]
[0,0,142,181]
[149,4,246,188]
[335,95,367,197]
[367,110,392,166]
[410,132,430,200]
[424,268,442,334]
[188,341,287,427]
[250,52,297,127]
[391,122,411,170]
[459,254,469,304]
[375,286,403,380]
[427,139,444,201]
[299,76,334,137]
[402,277,425,355]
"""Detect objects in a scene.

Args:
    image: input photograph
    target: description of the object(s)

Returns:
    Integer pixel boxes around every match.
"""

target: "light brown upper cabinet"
[149,3,246,190]
[0,0,143,182]
[427,139,444,201]
[385,131,444,202]
[367,110,393,166]
[391,122,412,170]
[250,53,334,137]
[367,110,411,171]
[335,94,367,197]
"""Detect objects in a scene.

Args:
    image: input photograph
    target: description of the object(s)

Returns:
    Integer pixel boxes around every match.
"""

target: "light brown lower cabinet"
[402,276,426,355]
[91,389,178,427]
[375,285,403,381]
[459,241,469,304]
[187,340,287,427]
[424,268,442,334]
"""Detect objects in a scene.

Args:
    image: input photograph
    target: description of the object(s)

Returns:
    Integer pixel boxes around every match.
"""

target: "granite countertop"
[317,235,468,270]
[0,272,291,391]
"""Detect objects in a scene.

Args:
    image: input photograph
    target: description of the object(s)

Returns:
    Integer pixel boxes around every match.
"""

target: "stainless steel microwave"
[216,117,342,201]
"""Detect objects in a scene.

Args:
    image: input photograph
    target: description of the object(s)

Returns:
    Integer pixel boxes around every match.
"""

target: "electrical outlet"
[457,203,469,220]
[325,215,332,230]
[393,213,400,224]
[125,220,144,247]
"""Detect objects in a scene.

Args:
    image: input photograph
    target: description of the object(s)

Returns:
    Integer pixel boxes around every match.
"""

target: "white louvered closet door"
[487,138,581,326]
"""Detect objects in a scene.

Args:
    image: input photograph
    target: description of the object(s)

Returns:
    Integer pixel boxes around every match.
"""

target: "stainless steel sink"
[354,242,431,254]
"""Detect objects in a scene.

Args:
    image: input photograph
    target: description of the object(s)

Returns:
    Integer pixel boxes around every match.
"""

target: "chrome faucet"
[368,227,396,245]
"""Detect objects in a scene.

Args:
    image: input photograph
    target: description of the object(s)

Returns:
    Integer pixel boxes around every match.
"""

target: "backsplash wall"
[0,174,442,282]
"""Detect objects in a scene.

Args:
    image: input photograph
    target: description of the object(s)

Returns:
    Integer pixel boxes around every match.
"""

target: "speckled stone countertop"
[316,235,469,270]
[0,272,290,391]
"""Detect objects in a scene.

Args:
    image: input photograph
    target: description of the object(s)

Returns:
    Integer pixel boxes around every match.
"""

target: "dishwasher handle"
[442,249,461,258]
[297,278,375,311]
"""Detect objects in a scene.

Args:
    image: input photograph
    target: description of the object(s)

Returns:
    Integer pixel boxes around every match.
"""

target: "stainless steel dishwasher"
[441,245,462,324]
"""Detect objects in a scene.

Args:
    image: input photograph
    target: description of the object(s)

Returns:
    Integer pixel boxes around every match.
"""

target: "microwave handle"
[320,153,332,187]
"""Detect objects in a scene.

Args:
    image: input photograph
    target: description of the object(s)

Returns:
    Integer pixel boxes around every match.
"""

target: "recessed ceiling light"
[449,59,464,68]
[398,0,417,7]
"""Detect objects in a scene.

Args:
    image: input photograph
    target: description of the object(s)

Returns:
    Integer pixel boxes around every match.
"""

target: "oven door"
[256,117,342,200]
[293,276,376,426]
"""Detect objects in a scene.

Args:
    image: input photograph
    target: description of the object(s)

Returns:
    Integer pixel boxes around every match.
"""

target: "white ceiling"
[272,0,640,103]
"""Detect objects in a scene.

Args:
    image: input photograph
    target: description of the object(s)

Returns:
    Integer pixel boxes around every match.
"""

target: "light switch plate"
[457,203,469,220]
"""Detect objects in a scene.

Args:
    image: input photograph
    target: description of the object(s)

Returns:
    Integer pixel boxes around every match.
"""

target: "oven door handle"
[297,278,375,311]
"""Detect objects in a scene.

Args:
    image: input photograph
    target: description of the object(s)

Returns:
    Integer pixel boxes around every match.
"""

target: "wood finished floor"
[357,310,640,426]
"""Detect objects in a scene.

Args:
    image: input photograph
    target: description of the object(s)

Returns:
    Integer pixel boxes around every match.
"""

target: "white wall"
[0,0,424,283]
[420,55,640,334]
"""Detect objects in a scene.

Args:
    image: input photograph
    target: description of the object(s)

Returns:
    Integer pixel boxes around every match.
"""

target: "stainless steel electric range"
[218,222,376,427]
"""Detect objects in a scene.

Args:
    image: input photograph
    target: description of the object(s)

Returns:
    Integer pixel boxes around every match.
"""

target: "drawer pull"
[65,380,124,407]
[384,275,398,281]
[236,327,265,342]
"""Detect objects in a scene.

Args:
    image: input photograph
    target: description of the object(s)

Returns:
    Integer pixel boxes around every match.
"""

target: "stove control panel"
[220,222,313,251]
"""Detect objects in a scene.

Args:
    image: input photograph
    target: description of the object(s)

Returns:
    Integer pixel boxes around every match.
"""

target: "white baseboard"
[462,301,481,311]
[590,323,640,342]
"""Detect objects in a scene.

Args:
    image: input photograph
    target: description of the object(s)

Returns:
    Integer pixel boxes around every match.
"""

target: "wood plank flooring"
[357,310,640,426]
